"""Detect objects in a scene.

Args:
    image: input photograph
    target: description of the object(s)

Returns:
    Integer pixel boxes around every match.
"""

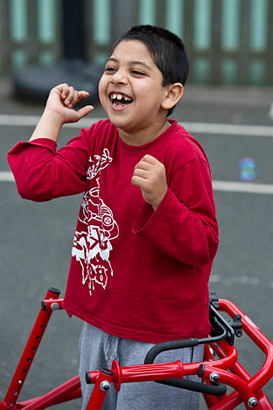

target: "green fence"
[0,0,272,86]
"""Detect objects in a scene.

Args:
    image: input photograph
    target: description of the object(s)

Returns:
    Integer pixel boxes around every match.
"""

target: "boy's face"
[99,39,170,144]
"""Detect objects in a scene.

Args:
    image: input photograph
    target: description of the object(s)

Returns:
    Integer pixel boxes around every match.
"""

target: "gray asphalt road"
[1,81,273,409]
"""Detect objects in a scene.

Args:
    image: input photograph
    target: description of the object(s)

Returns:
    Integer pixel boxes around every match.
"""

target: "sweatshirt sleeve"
[7,129,91,202]
[133,157,219,266]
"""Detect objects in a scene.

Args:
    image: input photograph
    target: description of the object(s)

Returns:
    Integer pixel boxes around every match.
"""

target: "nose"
[110,69,128,84]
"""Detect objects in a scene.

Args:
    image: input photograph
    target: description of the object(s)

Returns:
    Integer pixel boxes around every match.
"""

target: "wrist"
[42,109,65,128]
[29,110,63,143]
[151,189,168,211]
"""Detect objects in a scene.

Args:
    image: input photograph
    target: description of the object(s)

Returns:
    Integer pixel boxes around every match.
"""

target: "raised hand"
[44,83,94,125]
[29,83,94,143]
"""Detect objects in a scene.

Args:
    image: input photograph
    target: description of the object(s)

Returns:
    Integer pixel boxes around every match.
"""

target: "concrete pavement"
[1,77,273,408]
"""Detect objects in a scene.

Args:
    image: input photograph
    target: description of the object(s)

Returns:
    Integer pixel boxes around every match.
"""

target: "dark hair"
[112,25,189,115]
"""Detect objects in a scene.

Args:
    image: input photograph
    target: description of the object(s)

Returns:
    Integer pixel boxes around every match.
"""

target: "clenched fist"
[131,154,167,210]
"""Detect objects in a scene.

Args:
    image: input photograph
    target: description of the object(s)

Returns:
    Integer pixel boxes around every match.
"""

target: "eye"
[105,66,117,73]
[131,70,146,76]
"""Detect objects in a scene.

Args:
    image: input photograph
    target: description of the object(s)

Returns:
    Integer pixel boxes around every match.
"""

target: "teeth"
[111,93,132,102]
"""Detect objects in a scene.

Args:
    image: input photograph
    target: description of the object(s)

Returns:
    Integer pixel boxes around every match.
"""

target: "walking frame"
[1,287,273,410]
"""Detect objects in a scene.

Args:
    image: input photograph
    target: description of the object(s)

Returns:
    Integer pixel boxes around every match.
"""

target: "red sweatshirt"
[8,119,219,343]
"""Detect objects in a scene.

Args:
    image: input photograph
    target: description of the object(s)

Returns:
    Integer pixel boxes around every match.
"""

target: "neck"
[118,119,170,146]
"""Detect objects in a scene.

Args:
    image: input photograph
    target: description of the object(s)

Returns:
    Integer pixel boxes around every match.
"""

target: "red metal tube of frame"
[41,298,63,311]
[1,288,62,409]
[201,365,261,410]
[2,291,272,410]
[19,375,81,410]
[85,361,184,410]
[208,299,273,410]
[207,340,238,370]
[86,369,115,410]
[219,299,273,392]
[111,359,184,391]
[86,360,184,394]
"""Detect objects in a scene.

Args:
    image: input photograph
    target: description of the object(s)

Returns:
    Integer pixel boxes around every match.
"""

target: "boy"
[8,25,219,410]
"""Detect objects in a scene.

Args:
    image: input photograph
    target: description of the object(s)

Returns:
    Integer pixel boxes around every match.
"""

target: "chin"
[107,112,131,128]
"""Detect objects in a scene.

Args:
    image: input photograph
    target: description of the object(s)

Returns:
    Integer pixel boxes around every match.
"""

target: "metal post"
[62,0,86,62]
[111,0,137,41]
[1,288,61,409]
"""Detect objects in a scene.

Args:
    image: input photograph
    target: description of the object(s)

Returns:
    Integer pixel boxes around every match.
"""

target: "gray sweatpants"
[79,323,204,410]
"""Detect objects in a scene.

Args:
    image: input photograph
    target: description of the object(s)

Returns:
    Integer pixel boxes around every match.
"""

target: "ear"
[161,83,184,111]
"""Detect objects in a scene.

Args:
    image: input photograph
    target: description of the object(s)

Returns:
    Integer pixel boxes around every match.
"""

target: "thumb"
[76,105,94,120]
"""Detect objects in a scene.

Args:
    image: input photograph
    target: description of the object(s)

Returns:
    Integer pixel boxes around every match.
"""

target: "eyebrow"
[106,57,152,71]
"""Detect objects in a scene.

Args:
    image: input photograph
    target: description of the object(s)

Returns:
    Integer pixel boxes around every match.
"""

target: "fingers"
[133,155,163,180]
[131,155,167,210]
[59,83,90,108]
[46,84,94,123]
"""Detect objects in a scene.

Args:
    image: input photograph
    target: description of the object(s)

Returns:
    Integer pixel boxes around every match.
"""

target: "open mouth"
[109,92,133,107]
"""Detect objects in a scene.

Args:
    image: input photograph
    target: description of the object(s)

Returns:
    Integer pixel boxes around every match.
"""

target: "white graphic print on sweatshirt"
[72,149,119,295]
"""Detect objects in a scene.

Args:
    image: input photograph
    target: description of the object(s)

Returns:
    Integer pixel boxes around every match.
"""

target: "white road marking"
[210,274,261,287]
[0,114,99,128]
[183,122,273,137]
[2,170,273,195]
[0,114,42,127]
[1,114,273,137]
[0,171,14,181]
[212,180,273,195]
[2,115,273,194]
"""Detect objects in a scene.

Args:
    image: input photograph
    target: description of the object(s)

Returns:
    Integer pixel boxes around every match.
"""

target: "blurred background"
[1,1,273,409]
[0,0,272,99]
